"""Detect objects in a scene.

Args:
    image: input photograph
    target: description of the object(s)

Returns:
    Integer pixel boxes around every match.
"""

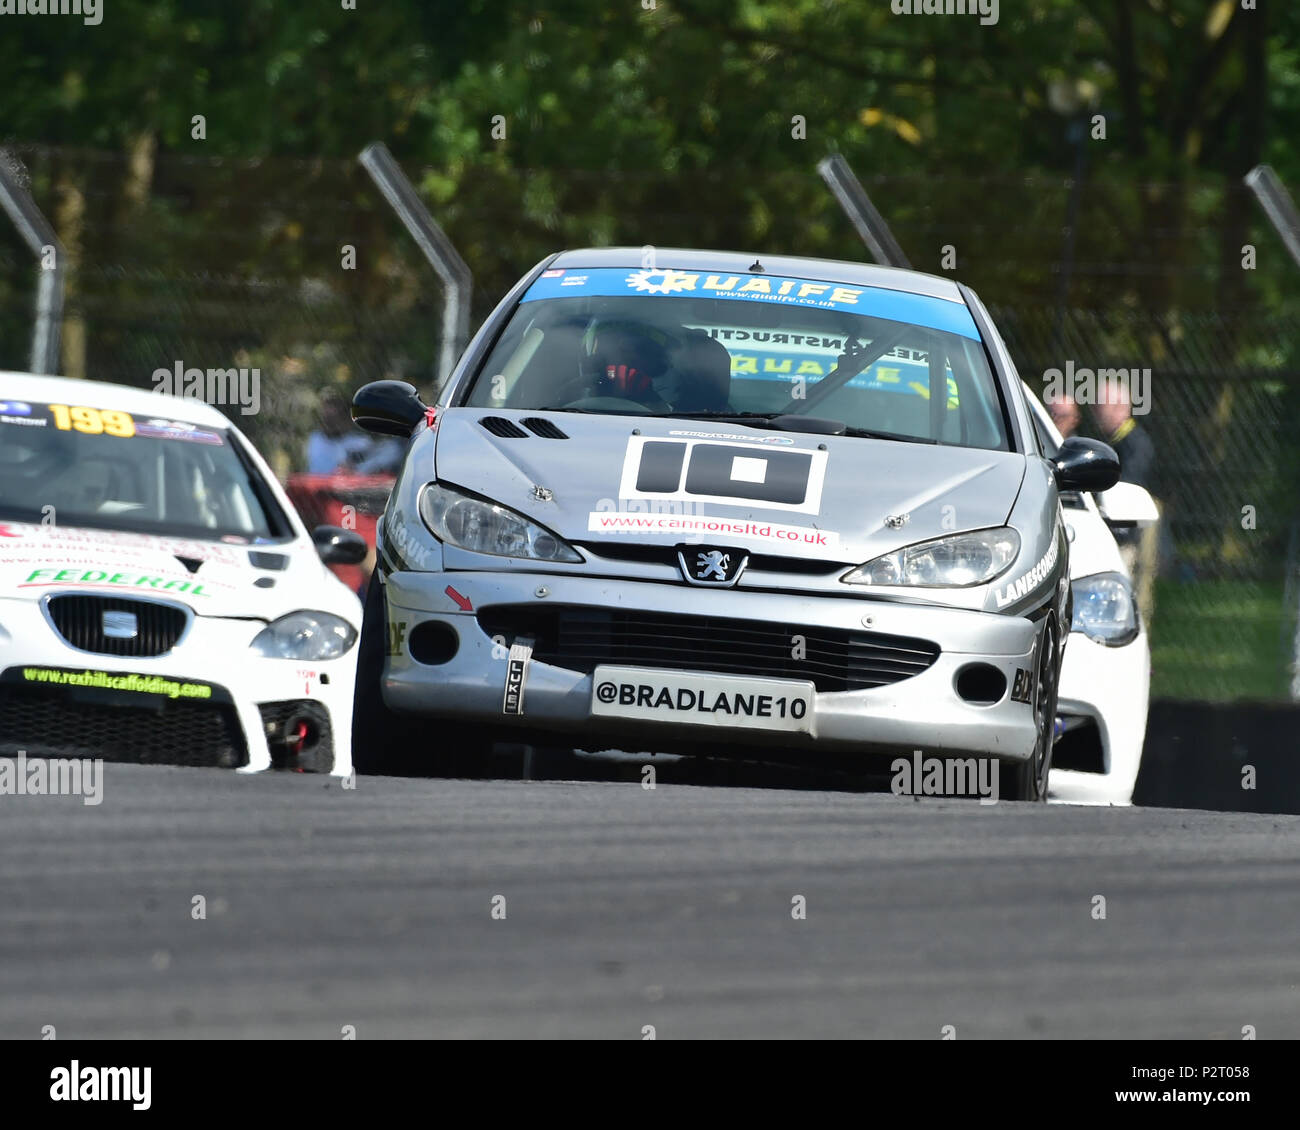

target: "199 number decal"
[48,405,136,438]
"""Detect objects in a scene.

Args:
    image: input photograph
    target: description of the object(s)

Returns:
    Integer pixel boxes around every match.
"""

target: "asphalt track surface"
[3,760,1299,1039]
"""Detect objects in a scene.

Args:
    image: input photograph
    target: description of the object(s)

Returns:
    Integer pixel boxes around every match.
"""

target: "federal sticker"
[20,567,214,596]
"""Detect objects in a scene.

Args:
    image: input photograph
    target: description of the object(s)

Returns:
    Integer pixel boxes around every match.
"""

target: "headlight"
[1070,571,1139,646]
[419,483,582,562]
[843,527,1021,588]
[250,611,358,660]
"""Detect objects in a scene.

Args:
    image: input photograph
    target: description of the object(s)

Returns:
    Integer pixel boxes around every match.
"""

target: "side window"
[1021,389,1057,457]
[1030,412,1053,456]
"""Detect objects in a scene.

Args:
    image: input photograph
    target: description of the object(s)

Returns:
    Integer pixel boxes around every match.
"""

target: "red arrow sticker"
[445,585,472,611]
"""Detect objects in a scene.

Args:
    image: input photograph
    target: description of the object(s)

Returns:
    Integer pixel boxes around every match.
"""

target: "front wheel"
[1000,614,1060,802]
[351,573,488,776]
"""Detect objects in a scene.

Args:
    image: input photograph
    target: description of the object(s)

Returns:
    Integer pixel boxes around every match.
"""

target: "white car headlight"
[419,483,582,563]
[1070,571,1139,646]
[250,611,358,660]
[843,527,1021,588]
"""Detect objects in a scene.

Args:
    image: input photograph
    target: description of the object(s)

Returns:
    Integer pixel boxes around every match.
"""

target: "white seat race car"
[0,373,365,775]
[1023,388,1156,805]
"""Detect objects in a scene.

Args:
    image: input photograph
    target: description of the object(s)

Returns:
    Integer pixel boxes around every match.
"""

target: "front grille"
[578,542,841,576]
[46,595,188,657]
[477,605,940,692]
[0,686,247,767]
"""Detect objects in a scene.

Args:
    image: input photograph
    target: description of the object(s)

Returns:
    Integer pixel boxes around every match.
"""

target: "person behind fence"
[350,432,404,474]
[1046,390,1080,439]
[1093,384,1155,490]
[1094,384,1159,625]
[305,390,372,473]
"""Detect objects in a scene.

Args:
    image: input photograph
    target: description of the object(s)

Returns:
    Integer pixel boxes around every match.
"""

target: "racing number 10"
[49,404,136,438]
[775,696,807,720]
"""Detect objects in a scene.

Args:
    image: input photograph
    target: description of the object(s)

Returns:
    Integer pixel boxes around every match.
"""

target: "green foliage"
[1,0,1295,314]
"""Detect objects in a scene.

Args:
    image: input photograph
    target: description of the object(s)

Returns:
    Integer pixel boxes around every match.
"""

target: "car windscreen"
[463,266,1011,451]
[0,400,288,542]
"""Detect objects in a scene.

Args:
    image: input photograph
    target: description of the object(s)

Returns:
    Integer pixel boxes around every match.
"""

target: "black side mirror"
[1053,436,1120,493]
[351,380,427,437]
[312,525,369,565]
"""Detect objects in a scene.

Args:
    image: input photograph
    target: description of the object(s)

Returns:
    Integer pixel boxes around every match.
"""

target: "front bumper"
[383,570,1041,763]
[0,596,355,775]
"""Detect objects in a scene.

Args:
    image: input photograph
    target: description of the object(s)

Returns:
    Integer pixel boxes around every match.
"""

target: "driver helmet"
[579,321,667,399]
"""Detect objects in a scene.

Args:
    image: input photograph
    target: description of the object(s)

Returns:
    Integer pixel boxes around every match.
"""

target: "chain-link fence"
[999,306,1300,701]
[1,145,1297,701]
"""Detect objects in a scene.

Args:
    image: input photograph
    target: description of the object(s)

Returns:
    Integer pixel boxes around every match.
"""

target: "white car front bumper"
[0,595,355,776]
[1049,629,1150,805]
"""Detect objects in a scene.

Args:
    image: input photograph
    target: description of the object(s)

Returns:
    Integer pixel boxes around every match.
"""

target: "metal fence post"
[816,154,911,269]
[1246,165,1300,699]
[359,142,472,389]
[0,150,65,375]
[1245,165,1300,270]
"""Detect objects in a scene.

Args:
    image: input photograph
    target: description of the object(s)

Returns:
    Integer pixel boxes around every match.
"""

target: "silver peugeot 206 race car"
[350,249,1120,800]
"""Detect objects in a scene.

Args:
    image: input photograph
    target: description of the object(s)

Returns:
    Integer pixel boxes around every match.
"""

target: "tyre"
[350,573,487,776]
[1000,614,1060,802]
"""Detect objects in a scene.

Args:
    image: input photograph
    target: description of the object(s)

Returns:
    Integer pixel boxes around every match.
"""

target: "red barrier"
[284,473,395,594]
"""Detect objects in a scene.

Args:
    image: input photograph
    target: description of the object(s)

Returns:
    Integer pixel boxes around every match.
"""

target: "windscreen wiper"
[780,325,910,415]
[659,411,782,422]
[842,426,937,444]
[660,410,934,443]
[667,411,845,434]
